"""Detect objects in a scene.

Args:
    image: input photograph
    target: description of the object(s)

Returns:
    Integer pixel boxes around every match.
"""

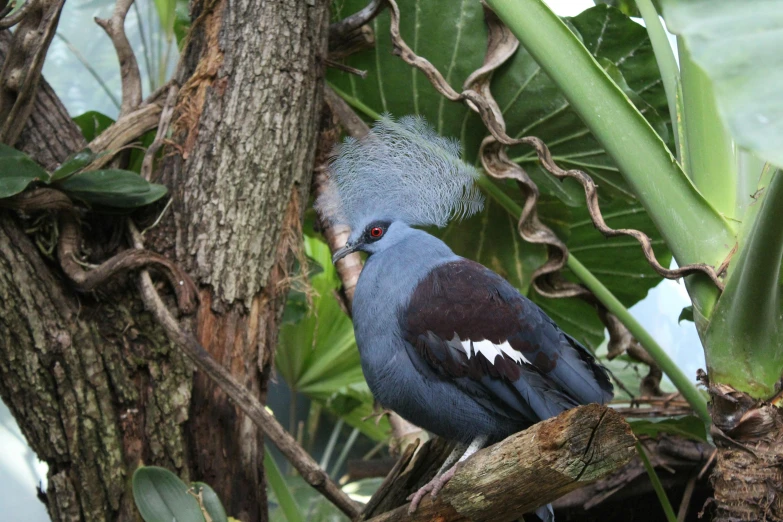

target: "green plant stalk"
[635,0,680,159]
[636,441,678,522]
[569,255,710,423]
[264,446,305,522]
[678,40,738,220]
[704,168,783,397]
[330,427,361,477]
[477,175,710,424]
[319,419,345,471]
[485,0,735,319]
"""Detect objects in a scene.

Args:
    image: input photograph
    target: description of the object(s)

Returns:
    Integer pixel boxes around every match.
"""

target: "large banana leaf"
[660,0,783,170]
[329,2,671,349]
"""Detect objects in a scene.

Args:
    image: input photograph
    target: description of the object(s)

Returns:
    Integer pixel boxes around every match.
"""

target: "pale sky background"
[1,1,703,520]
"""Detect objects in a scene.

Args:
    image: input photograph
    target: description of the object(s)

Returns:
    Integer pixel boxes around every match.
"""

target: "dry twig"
[328,0,384,48]
[141,83,179,181]
[95,0,142,116]
[0,0,35,28]
[0,0,66,144]
[86,102,162,169]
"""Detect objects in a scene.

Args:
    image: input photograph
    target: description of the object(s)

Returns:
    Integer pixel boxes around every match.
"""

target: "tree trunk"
[151,0,328,519]
[0,1,328,521]
[709,386,783,521]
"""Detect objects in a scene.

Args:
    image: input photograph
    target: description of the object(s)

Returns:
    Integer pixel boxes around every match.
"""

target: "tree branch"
[363,405,635,521]
[86,101,162,169]
[95,0,142,116]
[0,0,66,145]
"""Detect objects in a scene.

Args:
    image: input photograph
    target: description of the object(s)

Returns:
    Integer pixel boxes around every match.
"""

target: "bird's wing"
[403,259,613,422]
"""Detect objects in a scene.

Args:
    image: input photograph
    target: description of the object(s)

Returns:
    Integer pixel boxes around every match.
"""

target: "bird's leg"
[407,435,488,513]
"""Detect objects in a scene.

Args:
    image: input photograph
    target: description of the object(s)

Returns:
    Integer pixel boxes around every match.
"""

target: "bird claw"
[406,466,457,513]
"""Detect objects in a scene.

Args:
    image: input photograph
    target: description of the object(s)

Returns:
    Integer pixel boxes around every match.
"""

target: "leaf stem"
[678,41,738,220]
[636,440,678,522]
[634,0,680,159]
[704,168,783,397]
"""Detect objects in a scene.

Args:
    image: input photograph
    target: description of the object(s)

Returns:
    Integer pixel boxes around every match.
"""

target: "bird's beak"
[332,242,357,264]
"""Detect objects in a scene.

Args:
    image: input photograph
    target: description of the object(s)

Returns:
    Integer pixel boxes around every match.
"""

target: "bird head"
[332,220,415,263]
[317,114,484,264]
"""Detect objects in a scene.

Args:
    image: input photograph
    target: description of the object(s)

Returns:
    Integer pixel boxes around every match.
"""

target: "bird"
[317,115,613,521]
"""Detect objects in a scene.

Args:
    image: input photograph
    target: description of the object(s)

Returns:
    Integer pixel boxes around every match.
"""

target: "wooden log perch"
[364,404,635,522]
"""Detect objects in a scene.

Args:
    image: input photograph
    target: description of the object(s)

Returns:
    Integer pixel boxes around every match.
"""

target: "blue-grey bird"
[318,116,613,521]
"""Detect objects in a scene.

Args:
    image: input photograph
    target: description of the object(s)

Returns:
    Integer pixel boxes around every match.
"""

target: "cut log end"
[364,404,636,522]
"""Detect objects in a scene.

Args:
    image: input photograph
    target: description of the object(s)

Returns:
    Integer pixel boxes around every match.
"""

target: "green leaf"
[497,5,674,203]
[593,0,642,17]
[629,415,708,441]
[132,466,206,522]
[487,0,736,325]
[174,0,191,47]
[153,0,177,37]
[191,482,228,522]
[636,441,678,522]
[72,111,115,142]
[51,149,101,182]
[127,130,157,174]
[57,169,168,208]
[264,447,305,522]
[660,0,783,170]
[0,143,51,198]
[678,306,693,324]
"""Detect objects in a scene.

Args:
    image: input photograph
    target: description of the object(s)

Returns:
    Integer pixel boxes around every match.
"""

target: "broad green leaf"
[498,5,674,204]
[629,415,707,441]
[132,466,205,522]
[57,169,167,208]
[72,111,115,142]
[660,0,783,170]
[678,306,693,324]
[329,2,672,348]
[51,149,100,182]
[191,482,228,522]
[0,144,51,198]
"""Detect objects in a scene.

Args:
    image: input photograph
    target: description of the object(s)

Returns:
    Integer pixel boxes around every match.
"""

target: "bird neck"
[354,229,457,328]
[352,229,458,379]
[365,228,456,282]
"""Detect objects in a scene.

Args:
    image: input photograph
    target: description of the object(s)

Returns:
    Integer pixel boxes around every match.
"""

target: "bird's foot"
[406,465,457,514]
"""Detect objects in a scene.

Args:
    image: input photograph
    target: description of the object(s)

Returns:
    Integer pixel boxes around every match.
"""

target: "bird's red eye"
[370,227,383,238]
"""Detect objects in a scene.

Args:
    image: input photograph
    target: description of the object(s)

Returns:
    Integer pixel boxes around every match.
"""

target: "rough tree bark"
[0,1,329,521]
[708,384,783,521]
